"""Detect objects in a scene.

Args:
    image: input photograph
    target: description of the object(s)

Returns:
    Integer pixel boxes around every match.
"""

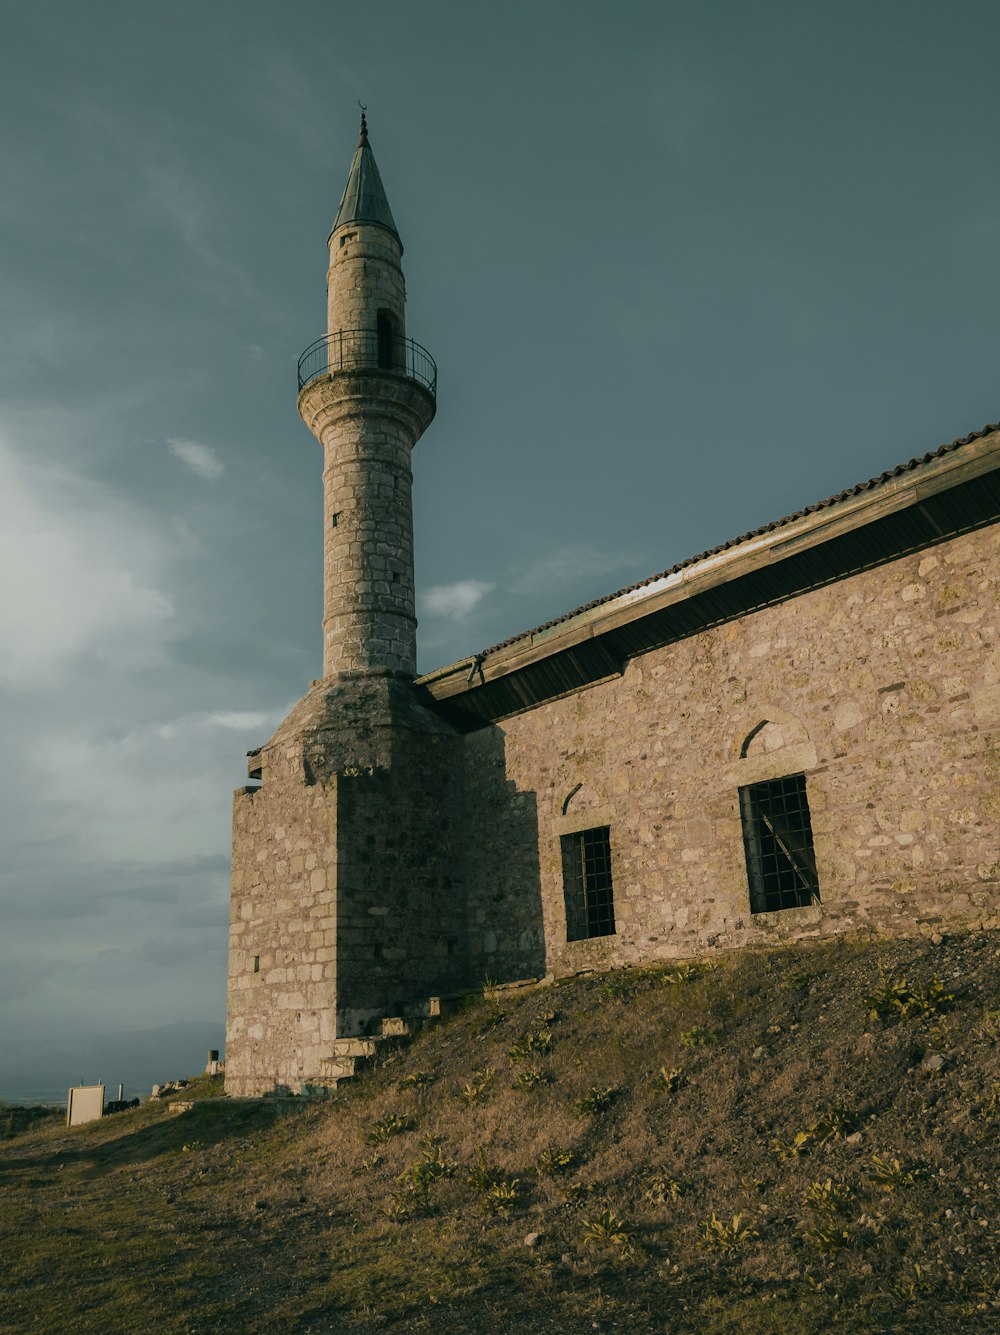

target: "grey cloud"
[1,0,999,1073]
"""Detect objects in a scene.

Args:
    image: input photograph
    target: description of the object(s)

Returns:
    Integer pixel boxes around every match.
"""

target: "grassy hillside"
[2,932,998,1333]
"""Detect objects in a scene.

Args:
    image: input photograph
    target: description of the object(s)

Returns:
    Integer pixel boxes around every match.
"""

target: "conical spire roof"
[331,111,399,238]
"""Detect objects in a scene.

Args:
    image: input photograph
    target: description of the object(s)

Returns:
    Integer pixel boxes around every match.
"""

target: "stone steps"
[316,995,449,1089]
[330,1037,381,1059]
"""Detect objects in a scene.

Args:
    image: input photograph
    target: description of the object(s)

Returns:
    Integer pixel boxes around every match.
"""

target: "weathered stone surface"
[224,125,999,1101]
[464,523,999,984]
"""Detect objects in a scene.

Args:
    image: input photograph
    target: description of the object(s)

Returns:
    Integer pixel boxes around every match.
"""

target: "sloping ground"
[1,932,998,1334]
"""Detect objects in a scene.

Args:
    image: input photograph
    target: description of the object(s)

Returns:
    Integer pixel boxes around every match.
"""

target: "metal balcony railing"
[297,329,437,396]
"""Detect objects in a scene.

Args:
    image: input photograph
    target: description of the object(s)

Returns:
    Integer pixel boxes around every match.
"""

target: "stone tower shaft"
[296,117,436,679]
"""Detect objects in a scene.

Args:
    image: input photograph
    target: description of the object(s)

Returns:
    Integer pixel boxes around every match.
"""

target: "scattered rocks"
[921,1052,946,1074]
[523,1231,542,1248]
[151,1080,189,1099]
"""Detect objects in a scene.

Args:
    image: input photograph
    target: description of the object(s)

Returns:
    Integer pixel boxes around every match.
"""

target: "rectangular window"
[740,773,819,914]
[562,826,616,941]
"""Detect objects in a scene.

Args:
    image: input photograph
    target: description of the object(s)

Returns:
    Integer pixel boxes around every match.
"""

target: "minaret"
[226,117,461,1098]
[296,112,436,680]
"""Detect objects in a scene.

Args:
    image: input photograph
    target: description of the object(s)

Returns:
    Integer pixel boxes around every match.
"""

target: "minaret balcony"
[297,330,437,396]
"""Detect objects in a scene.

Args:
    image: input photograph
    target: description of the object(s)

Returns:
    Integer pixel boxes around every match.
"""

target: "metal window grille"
[739,773,819,914]
[562,826,616,941]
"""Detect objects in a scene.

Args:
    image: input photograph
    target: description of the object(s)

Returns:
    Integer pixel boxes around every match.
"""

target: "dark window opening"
[330,512,340,528]
[253,955,260,973]
[562,826,616,941]
[377,311,395,369]
[740,774,819,914]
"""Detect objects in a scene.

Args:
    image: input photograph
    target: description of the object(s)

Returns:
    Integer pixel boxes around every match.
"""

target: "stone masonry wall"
[334,721,469,1036]
[226,750,339,1098]
[226,677,467,1097]
[463,524,1000,984]
[327,224,406,342]
[297,371,434,678]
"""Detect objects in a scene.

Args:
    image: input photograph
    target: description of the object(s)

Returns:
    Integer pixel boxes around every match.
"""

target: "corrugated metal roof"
[475,422,1000,659]
[331,115,399,239]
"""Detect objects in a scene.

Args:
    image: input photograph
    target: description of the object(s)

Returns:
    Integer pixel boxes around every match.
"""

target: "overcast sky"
[1,0,999,1048]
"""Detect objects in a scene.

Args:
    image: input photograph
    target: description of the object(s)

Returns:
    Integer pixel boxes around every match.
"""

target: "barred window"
[562,825,616,941]
[739,774,819,914]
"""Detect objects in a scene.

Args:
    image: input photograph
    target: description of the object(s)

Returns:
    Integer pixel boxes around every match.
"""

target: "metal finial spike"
[358,100,368,144]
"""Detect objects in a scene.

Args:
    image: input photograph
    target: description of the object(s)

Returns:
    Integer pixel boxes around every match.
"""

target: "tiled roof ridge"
[475,421,999,659]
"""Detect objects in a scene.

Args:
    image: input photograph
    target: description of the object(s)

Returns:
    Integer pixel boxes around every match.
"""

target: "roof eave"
[417,426,1000,709]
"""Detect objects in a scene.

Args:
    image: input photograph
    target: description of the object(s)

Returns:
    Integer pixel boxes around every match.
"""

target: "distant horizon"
[0,1018,225,1107]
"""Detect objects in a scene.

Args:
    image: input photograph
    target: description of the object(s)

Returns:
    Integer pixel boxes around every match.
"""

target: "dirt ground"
[2,931,998,1333]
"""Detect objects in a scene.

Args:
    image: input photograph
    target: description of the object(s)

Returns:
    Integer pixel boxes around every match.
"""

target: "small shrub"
[894,1263,934,1300]
[481,1179,519,1216]
[803,1223,853,1253]
[977,1081,1000,1117]
[581,1209,637,1256]
[771,1110,854,1161]
[598,969,658,1002]
[864,971,954,1023]
[396,1143,456,1209]
[356,1152,382,1175]
[698,1212,758,1255]
[644,1175,690,1205]
[397,1070,436,1089]
[981,1009,1000,1040]
[780,967,814,993]
[514,1067,552,1091]
[467,1149,504,1194]
[459,1066,495,1106]
[661,960,716,987]
[467,1151,518,1215]
[868,1154,923,1191]
[384,1192,408,1221]
[508,1030,552,1061]
[652,1066,685,1095]
[575,1085,618,1116]
[367,1113,414,1144]
[478,1007,506,1034]
[679,1026,717,1049]
[803,1178,854,1215]
[564,1180,595,1203]
[535,1147,576,1177]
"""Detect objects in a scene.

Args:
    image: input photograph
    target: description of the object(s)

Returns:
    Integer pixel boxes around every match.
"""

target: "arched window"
[557,783,615,941]
[377,311,395,369]
[731,714,820,915]
[739,773,819,914]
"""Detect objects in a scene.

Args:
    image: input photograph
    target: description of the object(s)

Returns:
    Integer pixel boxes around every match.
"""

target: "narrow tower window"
[739,774,819,914]
[562,826,616,941]
[377,311,394,369]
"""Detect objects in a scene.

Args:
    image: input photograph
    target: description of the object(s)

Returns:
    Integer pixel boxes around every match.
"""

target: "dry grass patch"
[2,933,999,1333]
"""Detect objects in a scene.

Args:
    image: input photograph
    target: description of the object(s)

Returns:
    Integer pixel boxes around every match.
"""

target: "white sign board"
[66,1085,105,1127]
